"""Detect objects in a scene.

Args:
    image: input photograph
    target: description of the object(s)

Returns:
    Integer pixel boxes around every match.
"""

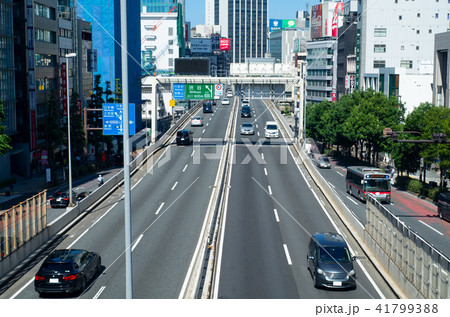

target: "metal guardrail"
[366,195,449,299]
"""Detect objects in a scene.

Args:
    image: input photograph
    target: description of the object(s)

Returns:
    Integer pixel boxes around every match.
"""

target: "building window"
[417,13,420,17]
[374,44,386,53]
[416,29,420,34]
[400,60,413,69]
[416,46,419,50]
[401,45,404,50]
[399,15,402,20]
[373,60,385,68]
[374,28,387,37]
[435,13,439,18]
[168,27,173,36]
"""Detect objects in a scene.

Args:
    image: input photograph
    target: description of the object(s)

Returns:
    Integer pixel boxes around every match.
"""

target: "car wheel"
[97,256,102,273]
[313,272,320,288]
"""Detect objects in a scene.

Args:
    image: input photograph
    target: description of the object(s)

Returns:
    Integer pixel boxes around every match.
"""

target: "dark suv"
[307,232,357,289]
[176,129,194,145]
[437,193,450,222]
[241,105,251,118]
[35,249,101,295]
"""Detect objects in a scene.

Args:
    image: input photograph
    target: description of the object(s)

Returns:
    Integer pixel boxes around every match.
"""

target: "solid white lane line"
[328,181,335,188]
[274,209,280,222]
[183,164,188,172]
[283,244,293,265]
[132,234,144,252]
[155,202,165,215]
[264,168,268,176]
[268,185,272,195]
[336,171,344,177]
[346,196,359,205]
[419,220,444,236]
[171,181,178,191]
[93,286,106,299]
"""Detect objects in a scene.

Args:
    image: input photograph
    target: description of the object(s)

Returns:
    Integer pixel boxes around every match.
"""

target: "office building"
[206,0,268,63]
[357,0,449,112]
[433,31,450,109]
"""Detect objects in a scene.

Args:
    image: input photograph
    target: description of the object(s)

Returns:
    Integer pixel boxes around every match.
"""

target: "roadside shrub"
[407,179,423,195]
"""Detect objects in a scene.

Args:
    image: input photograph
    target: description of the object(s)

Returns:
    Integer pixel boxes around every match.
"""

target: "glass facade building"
[0,0,16,134]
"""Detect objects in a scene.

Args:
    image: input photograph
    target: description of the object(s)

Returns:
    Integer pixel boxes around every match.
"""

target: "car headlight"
[348,270,355,276]
[317,268,324,275]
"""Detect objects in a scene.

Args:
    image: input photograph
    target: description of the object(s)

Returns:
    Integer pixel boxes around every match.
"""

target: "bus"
[345,166,391,203]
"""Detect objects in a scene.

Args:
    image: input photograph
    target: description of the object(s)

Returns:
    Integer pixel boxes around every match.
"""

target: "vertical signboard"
[62,63,67,117]
[26,0,37,150]
[332,3,344,37]
[173,83,185,99]
[311,4,323,39]
[356,29,360,90]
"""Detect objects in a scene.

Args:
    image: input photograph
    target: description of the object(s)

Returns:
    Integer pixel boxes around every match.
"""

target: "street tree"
[0,100,12,156]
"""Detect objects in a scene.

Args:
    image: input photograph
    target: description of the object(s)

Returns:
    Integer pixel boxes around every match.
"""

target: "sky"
[185,0,318,27]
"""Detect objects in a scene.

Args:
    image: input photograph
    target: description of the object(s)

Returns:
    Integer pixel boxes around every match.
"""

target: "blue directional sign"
[102,103,136,136]
[173,83,185,99]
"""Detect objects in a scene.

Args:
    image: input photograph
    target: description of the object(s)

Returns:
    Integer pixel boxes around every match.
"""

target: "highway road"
[2,96,397,299]
[214,98,395,299]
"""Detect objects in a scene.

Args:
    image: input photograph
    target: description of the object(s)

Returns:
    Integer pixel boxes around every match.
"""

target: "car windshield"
[177,131,187,137]
[320,157,329,163]
[267,125,277,130]
[318,246,351,263]
[242,123,252,127]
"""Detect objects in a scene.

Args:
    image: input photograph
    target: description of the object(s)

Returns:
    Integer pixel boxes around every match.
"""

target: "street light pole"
[65,53,77,207]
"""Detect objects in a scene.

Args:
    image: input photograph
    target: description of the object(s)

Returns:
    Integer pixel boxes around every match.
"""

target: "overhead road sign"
[215,84,223,96]
[185,84,214,100]
[103,103,136,136]
[173,83,185,99]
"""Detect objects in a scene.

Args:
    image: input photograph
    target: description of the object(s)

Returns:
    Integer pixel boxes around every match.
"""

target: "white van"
[264,121,279,138]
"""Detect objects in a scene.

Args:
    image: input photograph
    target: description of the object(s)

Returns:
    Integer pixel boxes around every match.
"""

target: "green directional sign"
[185,84,214,100]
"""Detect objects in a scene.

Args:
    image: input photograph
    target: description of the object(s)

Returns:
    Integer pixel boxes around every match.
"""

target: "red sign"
[332,3,344,37]
[77,99,82,115]
[62,63,67,117]
[220,38,230,51]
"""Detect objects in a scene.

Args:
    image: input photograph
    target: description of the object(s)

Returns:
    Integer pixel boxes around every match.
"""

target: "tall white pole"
[66,54,76,207]
[120,0,133,299]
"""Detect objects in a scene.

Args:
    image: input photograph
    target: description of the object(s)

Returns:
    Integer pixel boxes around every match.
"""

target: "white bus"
[345,166,391,203]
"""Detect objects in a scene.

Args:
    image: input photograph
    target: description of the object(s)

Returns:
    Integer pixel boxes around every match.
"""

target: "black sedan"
[35,249,101,296]
[49,191,76,208]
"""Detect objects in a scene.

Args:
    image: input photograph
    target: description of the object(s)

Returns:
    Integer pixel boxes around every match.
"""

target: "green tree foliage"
[0,100,12,155]
[43,91,64,167]
[420,106,450,184]
[67,92,86,161]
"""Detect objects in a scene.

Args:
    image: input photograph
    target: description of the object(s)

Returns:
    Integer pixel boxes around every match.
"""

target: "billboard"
[310,2,343,39]
[175,58,210,75]
[190,38,212,53]
[269,19,296,32]
[220,38,230,51]
[311,4,323,39]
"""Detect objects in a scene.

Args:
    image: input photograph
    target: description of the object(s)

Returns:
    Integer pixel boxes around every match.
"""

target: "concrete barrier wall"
[0,102,202,279]
[366,196,449,299]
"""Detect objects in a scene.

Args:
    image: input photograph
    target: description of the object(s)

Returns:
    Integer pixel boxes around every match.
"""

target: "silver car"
[240,122,255,135]
[191,116,203,127]
[317,156,331,168]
